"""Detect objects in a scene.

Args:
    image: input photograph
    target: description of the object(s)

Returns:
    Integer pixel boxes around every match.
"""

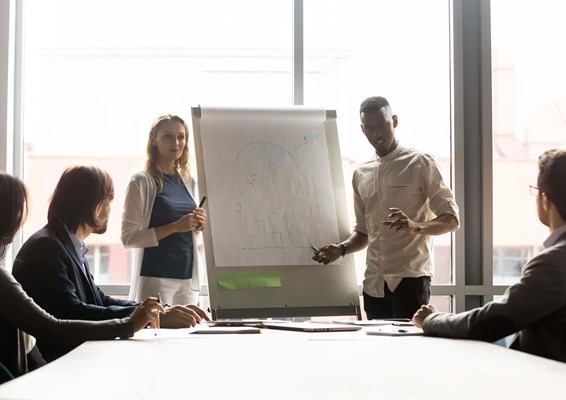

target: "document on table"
[365,326,424,336]
[191,324,261,334]
[331,319,411,327]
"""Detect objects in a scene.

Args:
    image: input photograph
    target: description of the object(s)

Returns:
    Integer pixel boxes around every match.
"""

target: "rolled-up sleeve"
[420,155,460,228]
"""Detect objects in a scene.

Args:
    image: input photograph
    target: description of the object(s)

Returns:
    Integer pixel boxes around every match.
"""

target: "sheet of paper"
[191,325,261,334]
[199,107,341,267]
[331,320,402,327]
[365,326,424,336]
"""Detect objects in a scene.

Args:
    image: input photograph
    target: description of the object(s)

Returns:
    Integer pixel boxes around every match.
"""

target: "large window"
[20,0,454,296]
[13,0,457,315]
[304,0,453,290]
[21,0,293,285]
[491,0,566,284]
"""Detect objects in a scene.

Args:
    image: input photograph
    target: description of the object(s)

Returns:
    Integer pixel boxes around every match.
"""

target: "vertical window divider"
[292,0,304,106]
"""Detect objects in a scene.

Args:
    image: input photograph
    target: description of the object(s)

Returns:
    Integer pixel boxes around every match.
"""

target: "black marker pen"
[155,293,162,336]
[198,196,207,207]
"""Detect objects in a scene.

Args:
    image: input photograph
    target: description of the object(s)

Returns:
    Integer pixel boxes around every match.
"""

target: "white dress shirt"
[352,144,459,297]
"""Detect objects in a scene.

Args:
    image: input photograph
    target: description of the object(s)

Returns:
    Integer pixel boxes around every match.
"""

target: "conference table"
[1,324,566,399]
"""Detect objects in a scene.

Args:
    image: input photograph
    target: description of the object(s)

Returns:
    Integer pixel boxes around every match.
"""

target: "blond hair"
[145,114,190,192]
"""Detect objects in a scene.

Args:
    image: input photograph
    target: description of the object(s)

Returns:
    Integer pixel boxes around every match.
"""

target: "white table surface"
[1,327,566,399]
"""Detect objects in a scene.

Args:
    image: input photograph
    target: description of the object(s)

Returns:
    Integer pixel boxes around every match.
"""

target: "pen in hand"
[155,292,162,336]
[195,196,207,231]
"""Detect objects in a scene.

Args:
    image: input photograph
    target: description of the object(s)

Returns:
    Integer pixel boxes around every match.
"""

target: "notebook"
[262,322,362,332]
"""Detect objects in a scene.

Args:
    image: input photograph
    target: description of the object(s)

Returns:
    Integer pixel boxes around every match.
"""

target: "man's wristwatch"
[338,242,347,257]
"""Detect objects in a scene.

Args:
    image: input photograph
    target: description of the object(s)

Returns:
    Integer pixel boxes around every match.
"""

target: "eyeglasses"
[529,185,540,196]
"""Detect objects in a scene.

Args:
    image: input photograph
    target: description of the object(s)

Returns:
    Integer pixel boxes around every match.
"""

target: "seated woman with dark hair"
[0,172,165,381]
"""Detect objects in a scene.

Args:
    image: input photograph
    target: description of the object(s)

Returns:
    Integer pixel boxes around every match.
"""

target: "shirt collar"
[375,141,403,161]
[543,224,566,248]
[67,228,89,260]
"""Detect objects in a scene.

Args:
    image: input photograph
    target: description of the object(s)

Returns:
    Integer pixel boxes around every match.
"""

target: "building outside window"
[491,0,566,284]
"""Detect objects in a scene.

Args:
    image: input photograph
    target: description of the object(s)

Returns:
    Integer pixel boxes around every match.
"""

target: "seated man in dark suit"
[13,165,208,362]
[412,149,566,363]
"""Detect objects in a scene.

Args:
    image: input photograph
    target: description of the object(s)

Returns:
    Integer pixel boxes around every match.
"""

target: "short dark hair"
[360,96,391,115]
[0,172,28,257]
[537,149,566,220]
[48,166,114,233]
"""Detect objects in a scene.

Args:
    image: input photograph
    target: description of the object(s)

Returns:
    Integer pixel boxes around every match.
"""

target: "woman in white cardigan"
[121,114,207,306]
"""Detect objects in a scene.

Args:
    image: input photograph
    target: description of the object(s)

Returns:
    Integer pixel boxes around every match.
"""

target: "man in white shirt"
[313,96,459,319]
[413,149,566,363]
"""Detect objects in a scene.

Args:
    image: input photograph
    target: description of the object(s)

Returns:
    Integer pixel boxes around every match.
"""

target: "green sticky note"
[218,273,282,290]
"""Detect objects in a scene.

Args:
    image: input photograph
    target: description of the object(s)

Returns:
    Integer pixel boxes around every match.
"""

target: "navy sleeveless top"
[140,173,195,279]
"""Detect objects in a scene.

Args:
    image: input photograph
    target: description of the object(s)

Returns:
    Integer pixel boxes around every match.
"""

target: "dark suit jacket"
[12,219,138,360]
[422,231,566,363]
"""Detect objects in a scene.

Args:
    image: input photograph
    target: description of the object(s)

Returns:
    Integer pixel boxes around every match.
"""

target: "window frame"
[1,0,505,312]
